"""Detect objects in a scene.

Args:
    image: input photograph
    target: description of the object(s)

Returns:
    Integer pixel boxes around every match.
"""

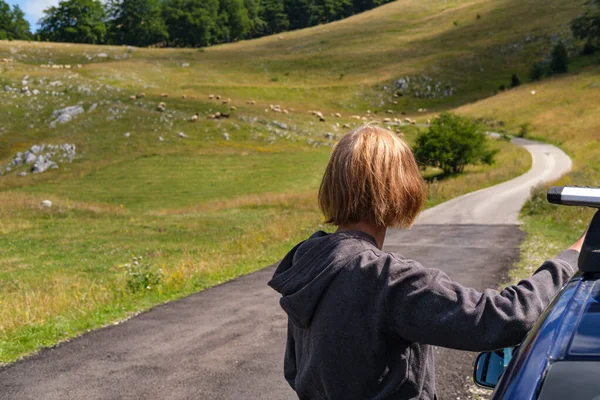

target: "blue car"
[474,186,600,399]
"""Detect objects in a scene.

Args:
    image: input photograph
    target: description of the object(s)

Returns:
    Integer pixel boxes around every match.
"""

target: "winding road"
[0,138,571,400]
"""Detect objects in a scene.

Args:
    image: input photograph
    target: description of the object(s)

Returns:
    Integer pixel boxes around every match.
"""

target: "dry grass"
[152,191,317,215]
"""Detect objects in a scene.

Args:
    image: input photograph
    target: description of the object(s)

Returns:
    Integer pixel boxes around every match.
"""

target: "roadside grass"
[458,63,600,283]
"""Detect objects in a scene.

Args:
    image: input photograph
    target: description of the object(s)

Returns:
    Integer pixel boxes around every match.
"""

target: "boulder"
[40,200,52,208]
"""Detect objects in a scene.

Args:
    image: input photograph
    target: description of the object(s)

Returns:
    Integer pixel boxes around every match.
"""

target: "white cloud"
[22,0,60,24]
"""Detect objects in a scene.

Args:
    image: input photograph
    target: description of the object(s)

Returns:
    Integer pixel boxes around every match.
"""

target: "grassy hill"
[0,0,587,362]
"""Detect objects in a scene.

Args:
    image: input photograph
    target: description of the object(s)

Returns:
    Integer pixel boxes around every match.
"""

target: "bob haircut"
[318,124,426,228]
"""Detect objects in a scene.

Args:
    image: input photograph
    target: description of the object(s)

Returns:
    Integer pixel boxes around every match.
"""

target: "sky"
[7,0,58,29]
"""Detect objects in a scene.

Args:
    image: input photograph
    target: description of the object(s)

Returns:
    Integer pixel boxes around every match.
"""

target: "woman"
[268,125,584,400]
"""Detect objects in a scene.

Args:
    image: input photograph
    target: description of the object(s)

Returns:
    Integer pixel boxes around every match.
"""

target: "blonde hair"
[318,124,426,228]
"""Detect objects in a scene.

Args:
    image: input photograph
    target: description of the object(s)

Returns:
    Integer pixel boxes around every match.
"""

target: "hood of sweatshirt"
[268,230,378,329]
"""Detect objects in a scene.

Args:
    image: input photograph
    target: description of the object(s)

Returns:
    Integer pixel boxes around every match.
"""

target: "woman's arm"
[384,236,583,352]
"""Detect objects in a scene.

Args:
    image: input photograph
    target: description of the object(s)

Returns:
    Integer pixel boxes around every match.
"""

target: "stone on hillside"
[89,103,98,112]
[181,63,190,67]
[97,53,108,58]
[223,133,230,141]
[178,132,188,138]
[272,121,288,130]
[18,171,27,177]
[40,200,52,208]
[24,152,37,164]
[30,145,43,154]
[124,132,131,138]
[13,156,23,166]
[50,105,84,127]
[159,136,164,141]
[32,155,58,173]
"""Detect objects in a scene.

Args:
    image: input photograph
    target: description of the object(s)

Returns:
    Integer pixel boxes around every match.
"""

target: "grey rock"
[30,145,43,154]
[18,171,27,177]
[178,132,188,138]
[50,105,84,127]
[13,157,23,166]
[124,132,131,138]
[89,103,98,112]
[223,133,230,141]
[97,53,108,58]
[272,121,289,130]
[32,155,58,173]
[40,200,52,207]
[24,152,37,164]
[158,136,164,141]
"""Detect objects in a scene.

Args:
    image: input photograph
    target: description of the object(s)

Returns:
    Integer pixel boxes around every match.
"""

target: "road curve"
[0,137,573,400]
[416,137,572,225]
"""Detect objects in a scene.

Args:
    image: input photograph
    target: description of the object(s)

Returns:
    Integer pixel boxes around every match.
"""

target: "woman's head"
[318,124,426,228]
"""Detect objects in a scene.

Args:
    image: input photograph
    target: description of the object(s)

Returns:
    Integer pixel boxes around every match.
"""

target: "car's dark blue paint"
[489,272,600,399]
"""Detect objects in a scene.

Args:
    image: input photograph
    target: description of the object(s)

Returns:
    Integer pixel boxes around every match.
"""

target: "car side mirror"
[473,347,515,389]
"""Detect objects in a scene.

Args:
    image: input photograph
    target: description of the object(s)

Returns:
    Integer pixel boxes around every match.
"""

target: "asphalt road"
[0,138,571,400]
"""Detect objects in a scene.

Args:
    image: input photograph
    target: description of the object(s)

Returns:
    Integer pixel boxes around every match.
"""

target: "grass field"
[0,0,586,363]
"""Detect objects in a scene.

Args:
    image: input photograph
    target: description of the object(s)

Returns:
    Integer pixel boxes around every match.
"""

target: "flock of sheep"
[123,90,425,132]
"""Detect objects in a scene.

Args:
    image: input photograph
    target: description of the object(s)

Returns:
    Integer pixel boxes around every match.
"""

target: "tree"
[529,61,547,81]
[107,0,168,46]
[261,0,289,34]
[414,113,497,175]
[216,0,252,42]
[38,0,106,44]
[510,73,521,88]
[162,0,218,47]
[572,0,600,52]
[550,41,569,75]
[0,1,31,40]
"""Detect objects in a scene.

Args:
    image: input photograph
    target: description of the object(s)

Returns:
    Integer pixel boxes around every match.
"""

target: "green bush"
[414,112,498,175]
[550,41,569,75]
[517,122,530,138]
[529,62,547,81]
[124,256,163,293]
[510,74,521,88]
[583,39,597,55]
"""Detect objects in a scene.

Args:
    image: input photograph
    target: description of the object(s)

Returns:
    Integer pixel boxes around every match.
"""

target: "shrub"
[414,112,498,175]
[529,62,547,81]
[498,84,506,91]
[517,123,531,138]
[510,74,521,88]
[124,256,162,293]
[583,39,597,55]
[550,41,569,75]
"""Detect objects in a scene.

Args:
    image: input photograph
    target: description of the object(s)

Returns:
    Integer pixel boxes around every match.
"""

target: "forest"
[0,0,393,47]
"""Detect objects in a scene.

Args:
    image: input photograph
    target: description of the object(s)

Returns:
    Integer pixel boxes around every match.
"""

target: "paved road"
[0,138,571,400]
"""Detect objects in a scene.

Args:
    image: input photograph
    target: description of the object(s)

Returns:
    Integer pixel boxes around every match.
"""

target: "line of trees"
[27,0,392,47]
[0,0,31,40]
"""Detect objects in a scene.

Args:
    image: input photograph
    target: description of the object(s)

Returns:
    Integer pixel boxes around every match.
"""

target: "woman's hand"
[569,226,589,252]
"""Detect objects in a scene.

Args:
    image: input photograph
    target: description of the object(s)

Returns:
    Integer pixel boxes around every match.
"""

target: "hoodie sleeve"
[384,250,579,352]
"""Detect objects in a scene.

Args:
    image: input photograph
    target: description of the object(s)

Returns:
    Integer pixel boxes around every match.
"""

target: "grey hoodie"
[268,230,579,400]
